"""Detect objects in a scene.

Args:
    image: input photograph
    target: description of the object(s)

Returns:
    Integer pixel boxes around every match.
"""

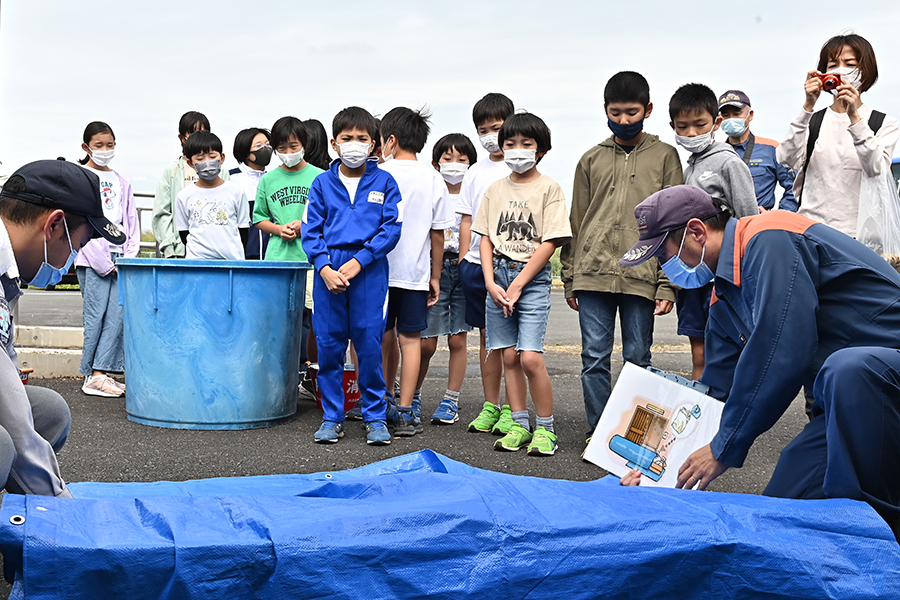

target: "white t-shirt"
[85,166,124,252]
[338,169,361,204]
[381,159,454,290]
[457,157,511,265]
[443,192,464,254]
[175,180,250,260]
[230,163,266,215]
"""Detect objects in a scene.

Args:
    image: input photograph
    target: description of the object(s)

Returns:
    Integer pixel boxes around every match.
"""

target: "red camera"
[815,73,842,91]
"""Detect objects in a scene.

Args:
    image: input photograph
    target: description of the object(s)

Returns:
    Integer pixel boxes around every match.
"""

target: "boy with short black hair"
[457,92,522,436]
[379,106,454,436]
[153,111,230,258]
[668,83,758,379]
[175,131,249,260]
[416,133,478,425]
[561,71,682,445]
[302,106,402,446]
[472,111,572,456]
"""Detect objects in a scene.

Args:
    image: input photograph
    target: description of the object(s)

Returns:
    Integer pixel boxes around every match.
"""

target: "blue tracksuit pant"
[764,347,900,523]
[312,248,389,423]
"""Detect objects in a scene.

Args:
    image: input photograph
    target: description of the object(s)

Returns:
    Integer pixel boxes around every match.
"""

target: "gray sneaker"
[393,407,421,437]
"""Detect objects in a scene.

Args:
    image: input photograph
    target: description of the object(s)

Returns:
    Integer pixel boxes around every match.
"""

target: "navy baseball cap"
[620,186,723,267]
[718,90,751,111]
[0,159,126,245]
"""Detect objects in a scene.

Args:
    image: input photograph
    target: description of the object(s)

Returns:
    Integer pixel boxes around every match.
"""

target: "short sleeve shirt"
[471,175,572,263]
[175,180,249,260]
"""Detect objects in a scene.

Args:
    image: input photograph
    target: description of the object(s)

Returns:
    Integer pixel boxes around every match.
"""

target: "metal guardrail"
[134,192,161,258]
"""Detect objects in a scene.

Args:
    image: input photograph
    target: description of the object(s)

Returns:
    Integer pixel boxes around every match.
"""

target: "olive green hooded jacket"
[561,133,682,302]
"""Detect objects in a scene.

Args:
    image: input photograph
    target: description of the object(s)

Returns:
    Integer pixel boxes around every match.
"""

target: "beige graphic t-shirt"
[471,175,572,263]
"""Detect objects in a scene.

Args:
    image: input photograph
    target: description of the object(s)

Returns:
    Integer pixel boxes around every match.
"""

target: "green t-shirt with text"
[253,164,323,261]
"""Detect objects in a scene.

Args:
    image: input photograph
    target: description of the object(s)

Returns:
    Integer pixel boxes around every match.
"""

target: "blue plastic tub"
[117,258,309,430]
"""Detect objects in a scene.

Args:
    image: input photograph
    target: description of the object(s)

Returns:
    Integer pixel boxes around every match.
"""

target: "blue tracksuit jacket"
[700,212,900,467]
[302,158,402,272]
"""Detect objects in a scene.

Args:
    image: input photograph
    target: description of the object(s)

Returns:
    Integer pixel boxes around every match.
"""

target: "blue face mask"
[27,219,77,289]
[661,229,715,289]
[721,117,748,138]
[608,118,644,141]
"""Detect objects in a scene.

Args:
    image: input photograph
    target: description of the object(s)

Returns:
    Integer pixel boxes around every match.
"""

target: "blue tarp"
[0,450,897,599]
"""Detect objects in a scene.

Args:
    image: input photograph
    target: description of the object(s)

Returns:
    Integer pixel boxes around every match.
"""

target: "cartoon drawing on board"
[608,399,703,482]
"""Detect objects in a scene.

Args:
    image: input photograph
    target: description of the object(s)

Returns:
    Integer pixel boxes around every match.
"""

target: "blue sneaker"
[394,407,421,437]
[345,402,363,421]
[431,398,459,425]
[366,420,392,445]
[411,397,422,420]
[314,421,344,444]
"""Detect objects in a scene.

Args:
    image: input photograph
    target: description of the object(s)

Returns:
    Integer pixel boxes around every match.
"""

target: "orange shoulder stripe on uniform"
[753,136,779,148]
[731,212,817,286]
[710,287,719,307]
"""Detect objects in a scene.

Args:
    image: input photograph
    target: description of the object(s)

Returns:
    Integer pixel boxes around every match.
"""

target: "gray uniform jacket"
[0,222,71,497]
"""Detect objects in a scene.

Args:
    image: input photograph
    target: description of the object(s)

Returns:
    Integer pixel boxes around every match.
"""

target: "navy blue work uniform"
[302,158,402,423]
[728,135,798,212]
[701,211,900,526]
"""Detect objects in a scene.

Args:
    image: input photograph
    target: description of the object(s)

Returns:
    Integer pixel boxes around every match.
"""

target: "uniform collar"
[0,218,19,280]
[715,217,739,287]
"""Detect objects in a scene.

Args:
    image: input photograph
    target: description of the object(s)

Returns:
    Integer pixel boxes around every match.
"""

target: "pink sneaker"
[107,377,126,392]
[82,375,124,398]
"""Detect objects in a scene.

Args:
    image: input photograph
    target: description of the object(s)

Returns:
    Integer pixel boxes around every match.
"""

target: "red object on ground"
[309,364,360,412]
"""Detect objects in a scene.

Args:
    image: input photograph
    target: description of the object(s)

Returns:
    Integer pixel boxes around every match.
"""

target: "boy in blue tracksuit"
[619,184,900,542]
[302,106,402,446]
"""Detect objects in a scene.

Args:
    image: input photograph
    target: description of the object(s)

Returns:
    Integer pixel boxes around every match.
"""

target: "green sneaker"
[493,423,533,452]
[491,405,514,436]
[467,402,500,433]
[527,427,558,456]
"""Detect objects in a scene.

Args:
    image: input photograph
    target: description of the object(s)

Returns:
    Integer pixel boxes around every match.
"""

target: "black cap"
[0,159,126,245]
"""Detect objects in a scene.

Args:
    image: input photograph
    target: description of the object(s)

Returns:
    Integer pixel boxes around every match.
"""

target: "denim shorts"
[485,258,551,353]
[423,259,473,338]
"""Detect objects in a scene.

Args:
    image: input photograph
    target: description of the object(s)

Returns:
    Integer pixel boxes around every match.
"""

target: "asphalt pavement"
[0,287,810,596]
[12,287,805,490]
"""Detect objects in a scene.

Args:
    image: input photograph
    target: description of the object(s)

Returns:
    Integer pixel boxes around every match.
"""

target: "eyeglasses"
[251,142,271,151]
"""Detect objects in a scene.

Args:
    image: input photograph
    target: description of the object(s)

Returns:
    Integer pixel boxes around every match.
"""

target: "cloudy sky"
[3,1,900,215]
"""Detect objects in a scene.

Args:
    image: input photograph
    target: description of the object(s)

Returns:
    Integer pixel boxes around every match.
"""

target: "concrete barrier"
[14,325,83,378]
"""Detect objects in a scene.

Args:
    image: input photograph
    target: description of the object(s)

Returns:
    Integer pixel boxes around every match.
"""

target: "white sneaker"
[82,375,124,398]
[106,376,126,392]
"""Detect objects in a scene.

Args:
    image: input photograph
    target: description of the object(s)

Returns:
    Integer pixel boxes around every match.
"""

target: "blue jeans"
[577,291,655,437]
[77,264,125,376]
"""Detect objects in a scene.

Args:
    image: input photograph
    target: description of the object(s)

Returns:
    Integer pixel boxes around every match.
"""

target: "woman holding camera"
[777,33,898,237]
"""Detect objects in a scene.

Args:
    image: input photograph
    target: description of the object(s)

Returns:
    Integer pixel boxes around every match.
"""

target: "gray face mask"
[194,159,221,180]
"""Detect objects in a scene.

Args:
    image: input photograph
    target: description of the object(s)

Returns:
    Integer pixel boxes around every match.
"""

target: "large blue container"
[117,258,309,430]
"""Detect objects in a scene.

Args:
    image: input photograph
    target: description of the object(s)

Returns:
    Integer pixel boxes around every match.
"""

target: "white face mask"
[90,148,115,167]
[675,131,714,154]
[339,141,370,169]
[479,132,500,154]
[439,162,469,185]
[276,148,305,168]
[832,66,863,91]
[504,148,537,174]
